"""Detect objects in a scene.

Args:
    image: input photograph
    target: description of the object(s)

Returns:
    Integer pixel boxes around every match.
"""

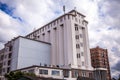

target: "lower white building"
[15,65,94,80]
[2,36,51,75]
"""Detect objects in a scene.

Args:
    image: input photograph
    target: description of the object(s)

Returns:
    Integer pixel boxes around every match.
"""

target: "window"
[77,54,78,58]
[42,28,44,31]
[8,60,11,66]
[7,67,10,73]
[38,36,40,38]
[75,26,78,31]
[28,69,34,73]
[57,20,59,24]
[82,62,84,66]
[39,69,48,75]
[78,54,80,58]
[4,62,6,65]
[8,53,12,58]
[89,73,93,78]
[75,24,78,31]
[63,70,69,77]
[104,60,106,65]
[80,43,83,47]
[80,34,82,38]
[75,18,78,22]
[75,35,79,39]
[101,53,104,57]
[82,72,86,77]
[52,70,60,76]
[72,70,78,78]
[81,52,84,56]
[48,25,50,28]
[9,46,12,51]
[92,60,95,62]
[82,21,84,25]
[54,21,56,25]
[60,24,64,27]
[77,53,80,58]
[76,44,80,48]
[1,55,4,60]
[4,55,7,58]
[2,68,5,72]
[60,18,63,22]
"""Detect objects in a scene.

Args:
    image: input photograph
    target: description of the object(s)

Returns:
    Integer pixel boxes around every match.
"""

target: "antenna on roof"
[33,27,36,31]
[33,27,37,39]
[74,7,76,11]
[74,7,77,17]
[63,5,65,14]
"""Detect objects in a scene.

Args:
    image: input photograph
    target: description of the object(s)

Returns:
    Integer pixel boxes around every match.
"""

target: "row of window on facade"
[2,67,10,73]
[1,53,12,60]
[75,34,83,39]
[77,52,84,58]
[28,23,63,39]
[27,14,85,38]
[27,69,91,78]
[76,43,83,49]
[75,24,85,31]
[91,52,107,58]
[3,60,11,66]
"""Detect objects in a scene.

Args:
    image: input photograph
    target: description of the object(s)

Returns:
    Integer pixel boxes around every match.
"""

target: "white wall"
[11,37,51,70]
[26,10,93,70]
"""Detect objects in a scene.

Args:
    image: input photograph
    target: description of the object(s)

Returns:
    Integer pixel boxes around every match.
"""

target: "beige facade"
[90,46,111,80]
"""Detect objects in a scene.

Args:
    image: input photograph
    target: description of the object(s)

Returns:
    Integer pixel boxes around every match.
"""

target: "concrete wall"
[11,37,51,70]
[26,10,93,70]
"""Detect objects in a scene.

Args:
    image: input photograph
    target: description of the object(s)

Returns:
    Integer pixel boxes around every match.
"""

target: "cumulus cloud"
[0,0,120,78]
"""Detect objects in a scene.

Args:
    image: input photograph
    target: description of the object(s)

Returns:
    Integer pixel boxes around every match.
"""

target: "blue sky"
[0,0,120,78]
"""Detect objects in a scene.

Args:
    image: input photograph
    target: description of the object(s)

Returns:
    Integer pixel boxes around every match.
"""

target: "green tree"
[4,71,36,80]
[4,71,23,80]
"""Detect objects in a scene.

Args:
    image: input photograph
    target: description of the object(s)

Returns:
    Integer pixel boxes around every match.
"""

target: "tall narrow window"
[75,24,78,31]
[82,62,84,66]
[75,35,79,39]
[80,43,83,47]
[81,52,84,56]
[80,34,83,38]
[76,44,80,48]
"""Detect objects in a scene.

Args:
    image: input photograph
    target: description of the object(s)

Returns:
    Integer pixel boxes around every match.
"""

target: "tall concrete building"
[0,10,108,80]
[90,46,111,80]
[26,10,93,70]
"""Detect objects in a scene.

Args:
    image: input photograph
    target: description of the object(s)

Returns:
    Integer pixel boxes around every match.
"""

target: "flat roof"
[14,65,93,71]
[5,36,51,46]
[15,36,51,45]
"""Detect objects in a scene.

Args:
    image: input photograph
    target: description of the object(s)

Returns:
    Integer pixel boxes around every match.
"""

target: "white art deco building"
[26,10,93,70]
[0,10,107,80]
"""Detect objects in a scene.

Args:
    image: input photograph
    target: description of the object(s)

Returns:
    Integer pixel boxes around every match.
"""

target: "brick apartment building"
[90,46,111,80]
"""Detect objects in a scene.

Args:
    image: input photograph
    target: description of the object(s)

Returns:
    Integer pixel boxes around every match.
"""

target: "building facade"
[90,46,111,80]
[1,36,51,75]
[26,10,93,70]
[0,49,4,75]
[0,10,108,80]
[14,65,94,80]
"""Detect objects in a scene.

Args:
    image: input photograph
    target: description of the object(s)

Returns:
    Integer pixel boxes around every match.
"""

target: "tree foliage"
[4,71,36,80]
